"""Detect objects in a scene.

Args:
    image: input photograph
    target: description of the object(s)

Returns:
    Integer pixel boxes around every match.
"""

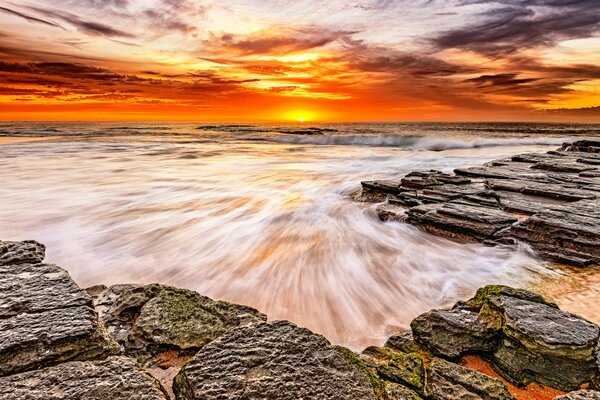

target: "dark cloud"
[543,106,600,116]
[433,1,600,55]
[0,5,63,28]
[466,73,538,87]
[25,6,134,38]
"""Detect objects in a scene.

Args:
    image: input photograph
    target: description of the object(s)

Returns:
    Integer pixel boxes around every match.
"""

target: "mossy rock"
[100,284,266,361]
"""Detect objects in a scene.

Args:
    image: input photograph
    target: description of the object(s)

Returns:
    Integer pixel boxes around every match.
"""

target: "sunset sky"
[1,0,600,121]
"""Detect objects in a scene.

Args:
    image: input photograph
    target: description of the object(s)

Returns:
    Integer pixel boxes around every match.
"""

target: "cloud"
[25,5,135,38]
[0,5,63,28]
[209,28,354,55]
[466,73,538,87]
[432,1,600,55]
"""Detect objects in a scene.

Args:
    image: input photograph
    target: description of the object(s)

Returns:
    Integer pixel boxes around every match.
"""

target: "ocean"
[1,121,598,349]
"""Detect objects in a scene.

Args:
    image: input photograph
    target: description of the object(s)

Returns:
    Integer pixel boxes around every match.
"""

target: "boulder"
[173,320,379,400]
[472,286,599,391]
[97,284,266,361]
[411,306,499,359]
[425,358,514,400]
[0,357,168,399]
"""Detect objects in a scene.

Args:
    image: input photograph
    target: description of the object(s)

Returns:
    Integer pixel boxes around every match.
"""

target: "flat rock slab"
[0,240,115,376]
[0,357,168,400]
[358,140,600,267]
[173,320,379,400]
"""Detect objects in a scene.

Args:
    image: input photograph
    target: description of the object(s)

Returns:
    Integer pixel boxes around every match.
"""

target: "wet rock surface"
[0,357,168,400]
[173,320,379,400]
[357,140,600,267]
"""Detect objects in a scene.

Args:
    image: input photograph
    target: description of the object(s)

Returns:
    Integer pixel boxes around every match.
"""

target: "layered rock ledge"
[357,140,600,267]
[1,239,599,399]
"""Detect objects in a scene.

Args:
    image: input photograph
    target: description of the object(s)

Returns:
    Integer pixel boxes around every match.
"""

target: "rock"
[357,180,402,202]
[553,390,600,400]
[384,382,424,400]
[99,284,266,361]
[475,286,600,391]
[499,198,600,267]
[173,320,379,400]
[0,240,45,265]
[0,357,168,399]
[385,331,421,354]
[355,141,600,267]
[368,350,425,394]
[410,306,500,359]
[0,241,116,376]
[405,203,517,241]
[425,358,514,400]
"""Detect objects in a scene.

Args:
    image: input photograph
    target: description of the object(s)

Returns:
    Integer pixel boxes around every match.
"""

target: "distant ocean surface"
[1,121,598,349]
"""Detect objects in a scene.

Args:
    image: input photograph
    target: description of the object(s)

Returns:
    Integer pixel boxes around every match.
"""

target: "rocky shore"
[1,239,599,399]
[357,139,600,267]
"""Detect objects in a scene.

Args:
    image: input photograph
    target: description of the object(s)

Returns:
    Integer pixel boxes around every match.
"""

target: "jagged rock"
[0,240,45,265]
[410,306,499,359]
[173,320,379,400]
[98,284,266,361]
[0,357,168,399]
[0,240,116,376]
[554,390,600,400]
[425,358,514,400]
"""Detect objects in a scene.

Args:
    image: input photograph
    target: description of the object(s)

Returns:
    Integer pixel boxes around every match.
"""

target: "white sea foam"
[0,123,569,349]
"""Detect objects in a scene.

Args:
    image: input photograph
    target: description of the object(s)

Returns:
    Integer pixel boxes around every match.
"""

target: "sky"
[0,0,599,122]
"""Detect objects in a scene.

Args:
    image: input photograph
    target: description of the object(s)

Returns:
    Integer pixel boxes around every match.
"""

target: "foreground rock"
[173,320,380,400]
[411,285,600,391]
[0,357,168,400]
[357,140,600,267]
[0,240,116,376]
[2,238,599,399]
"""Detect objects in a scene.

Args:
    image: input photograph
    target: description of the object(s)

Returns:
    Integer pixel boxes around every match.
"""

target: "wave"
[244,134,569,151]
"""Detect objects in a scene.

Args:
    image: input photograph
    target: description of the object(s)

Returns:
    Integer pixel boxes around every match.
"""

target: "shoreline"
[0,239,598,400]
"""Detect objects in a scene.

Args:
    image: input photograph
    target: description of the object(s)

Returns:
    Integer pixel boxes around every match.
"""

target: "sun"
[282,109,318,122]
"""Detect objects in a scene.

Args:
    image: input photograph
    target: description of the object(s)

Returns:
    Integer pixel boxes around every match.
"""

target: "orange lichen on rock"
[461,355,566,400]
